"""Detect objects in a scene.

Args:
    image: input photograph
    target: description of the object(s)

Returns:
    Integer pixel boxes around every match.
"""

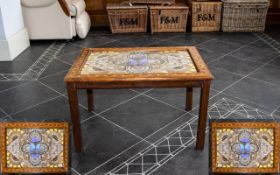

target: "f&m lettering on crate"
[160,16,180,24]
[197,14,216,21]
[120,18,139,25]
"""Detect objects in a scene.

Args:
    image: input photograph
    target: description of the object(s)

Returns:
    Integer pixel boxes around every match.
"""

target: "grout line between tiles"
[85,110,196,174]
[95,113,152,144]
[129,88,153,94]
[53,57,73,66]
[0,81,32,94]
[84,139,153,175]
[212,87,273,113]
[207,38,245,46]
[38,81,97,120]
[246,76,280,88]
[254,33,280,53]
[56,49,82,58]
[207,39,260,64]
[210,65,247,77]
[80,93,143,123]
[0,107,11,119]
[69,37,119,49]
[210,64,280,88]
[82,89,155,122]
[211,54,280,105]
[10,95,63,117]
[142,112,195,140]
[71,168,82,175]
[141,93,188,113]
[107,116,200,175]
[226,53,271,65]
[39,70,69,80]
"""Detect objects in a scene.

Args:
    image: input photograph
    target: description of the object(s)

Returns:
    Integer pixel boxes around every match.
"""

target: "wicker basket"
[130,0,175,5]
[149,3,189,33]
[107,2,148,33]
[222,0,269,32]
[187,0,222,32]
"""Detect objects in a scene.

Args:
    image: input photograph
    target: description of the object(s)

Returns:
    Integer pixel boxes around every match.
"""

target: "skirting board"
[0,28,30,61]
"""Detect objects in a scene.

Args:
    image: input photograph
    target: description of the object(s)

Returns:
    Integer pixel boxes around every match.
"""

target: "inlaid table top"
[64,47,213,83]
[211,122,280,174]
[0,122,69,174]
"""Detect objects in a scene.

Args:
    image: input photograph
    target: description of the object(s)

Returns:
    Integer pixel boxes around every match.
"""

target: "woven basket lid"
[149,3,189,10]
[222,0,268,3]
[107,2,147,9]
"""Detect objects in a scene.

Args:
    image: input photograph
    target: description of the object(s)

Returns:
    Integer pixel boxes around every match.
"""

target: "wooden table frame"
[64,46,213,152]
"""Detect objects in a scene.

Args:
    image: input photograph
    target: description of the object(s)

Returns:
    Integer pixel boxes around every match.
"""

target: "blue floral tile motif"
[216,128,274,168]
[6,128,65,168]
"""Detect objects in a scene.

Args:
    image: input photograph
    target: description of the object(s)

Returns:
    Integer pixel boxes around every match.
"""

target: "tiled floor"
[0,26,279,175]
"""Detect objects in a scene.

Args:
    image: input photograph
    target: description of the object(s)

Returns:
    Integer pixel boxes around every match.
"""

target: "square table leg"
[67,83,83,152]
[87,89,94,112]
[196,81,211,150]
[186,87,193,111]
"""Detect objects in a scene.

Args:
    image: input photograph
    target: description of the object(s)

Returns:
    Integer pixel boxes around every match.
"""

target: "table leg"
[87,89,94,112]
[67,83,83,152]
[186,87,193,111]
[196,81,211,150]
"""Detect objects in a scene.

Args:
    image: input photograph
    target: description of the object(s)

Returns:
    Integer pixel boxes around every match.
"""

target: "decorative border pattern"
[107,117,197,175]
[106,98,276,175]
[0,42,65,81]
[254,33,280,54]
[0,122,69,174]
[211,122,280,174]
[64,47,214,83]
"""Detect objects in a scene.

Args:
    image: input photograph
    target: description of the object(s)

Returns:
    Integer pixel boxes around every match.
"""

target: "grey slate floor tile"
[11,96,93,122]
[209,55,263,75]
[230,45,279,63]
[56,51,82,65]
[71,116,142,174]
[0,81,60,115]
[249,64,280,86]
[0,81,27,92]
[210,67,243,91]
[198,39,243,54]
[39,59,70,78]
[224,77,280,113]
[101,95,186,138]
[146,88,218,110]
[268,56,280,68]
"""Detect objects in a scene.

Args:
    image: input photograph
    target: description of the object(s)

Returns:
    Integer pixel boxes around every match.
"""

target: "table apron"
[71,81,203,89]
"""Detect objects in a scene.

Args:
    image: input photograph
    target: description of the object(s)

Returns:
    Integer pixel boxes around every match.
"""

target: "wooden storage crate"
[187,0,222,32]
[222,0,269,32]
[107,3,148,33]
[130,0,175,5]
[150,3,189,33]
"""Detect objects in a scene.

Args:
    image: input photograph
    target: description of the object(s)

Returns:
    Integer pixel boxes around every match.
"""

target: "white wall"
[0,0,30,61]
[0,8,5,39]
[0,0,25,39]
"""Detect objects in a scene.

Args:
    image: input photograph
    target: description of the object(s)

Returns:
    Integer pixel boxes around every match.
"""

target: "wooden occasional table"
[64,46,213,152]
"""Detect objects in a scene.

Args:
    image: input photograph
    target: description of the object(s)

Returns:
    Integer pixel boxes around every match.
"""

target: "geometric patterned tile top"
[6,128,64,168]
[217,128,274,168]
[81,50,197,75]
[212,122,280,174]
[1,122,69,174]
